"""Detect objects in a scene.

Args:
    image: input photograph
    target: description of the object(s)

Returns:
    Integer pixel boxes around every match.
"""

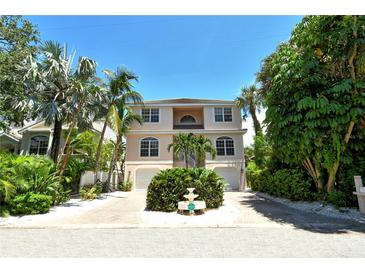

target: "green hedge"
[249,165,315,201]
[10,192,52,215]
[146,168,226,212]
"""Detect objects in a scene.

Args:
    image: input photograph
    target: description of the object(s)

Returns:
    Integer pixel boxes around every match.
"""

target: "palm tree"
[94,68,143,182]
[235,84,263,135]
[106,103,143,190]
[18,41,93,162]
[57,57,99,176]
[168,133,195,168]
[193,135,217,167]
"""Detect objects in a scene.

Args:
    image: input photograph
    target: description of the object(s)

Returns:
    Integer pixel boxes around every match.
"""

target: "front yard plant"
[10,192,52,215]
[80,183,102,200]
[118,180,133,192]
[146,168,225,212]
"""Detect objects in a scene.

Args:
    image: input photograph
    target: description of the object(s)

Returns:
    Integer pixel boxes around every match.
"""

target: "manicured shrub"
[80,183,102,200]
[250,167,315,201]
[118,181,133,192]
[10,192,52,215]
[327,190,349,208]
[146,168,225,212]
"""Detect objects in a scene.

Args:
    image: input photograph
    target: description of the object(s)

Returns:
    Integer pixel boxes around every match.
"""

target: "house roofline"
[126,129,247,135]
[0,132,20,142]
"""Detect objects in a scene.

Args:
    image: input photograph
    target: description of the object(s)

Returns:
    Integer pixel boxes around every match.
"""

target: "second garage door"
[135,168,160,190]
[214,167,240,191]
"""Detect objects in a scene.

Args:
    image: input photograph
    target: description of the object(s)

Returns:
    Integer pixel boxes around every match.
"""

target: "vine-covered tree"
[258,16,365,193]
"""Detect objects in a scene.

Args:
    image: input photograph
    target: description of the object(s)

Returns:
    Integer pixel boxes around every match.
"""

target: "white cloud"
[242,111,266,147]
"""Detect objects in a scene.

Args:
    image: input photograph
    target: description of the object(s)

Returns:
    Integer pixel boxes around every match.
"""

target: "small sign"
[188,202,195,211]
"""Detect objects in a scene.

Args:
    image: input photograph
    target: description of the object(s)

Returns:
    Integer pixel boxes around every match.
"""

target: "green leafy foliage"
[10,192,52,215]
[0,150,69,214]
[118,181,133,192]
[257,15,365,194]
[327,190,349,209]
[80,183,102,200]
[146,168,225,212]
[0,16,39,130]
[250,167,316,201]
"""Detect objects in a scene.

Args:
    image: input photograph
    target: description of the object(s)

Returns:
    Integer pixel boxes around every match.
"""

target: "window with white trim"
[29,135,49,155]
[140,137,159,157]
[142,108,159,123]
[216,136,234,156]
[214,107,232,122]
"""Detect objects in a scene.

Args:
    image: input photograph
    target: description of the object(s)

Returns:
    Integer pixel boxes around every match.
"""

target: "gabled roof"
[18,120,45,134]
[0,132,20,142]
[138,98,236,106]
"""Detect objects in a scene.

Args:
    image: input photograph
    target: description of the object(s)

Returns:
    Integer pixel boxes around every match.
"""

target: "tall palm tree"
[94,68,143,182]
[235,84,263,135]
[168,133,195,168]
[106,103,143,190]
[18,41,94,162]
[193,135,217,168]
[57,57,99,176]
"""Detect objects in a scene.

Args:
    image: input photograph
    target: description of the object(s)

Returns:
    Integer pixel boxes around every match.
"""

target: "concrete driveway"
[8,191,362,234]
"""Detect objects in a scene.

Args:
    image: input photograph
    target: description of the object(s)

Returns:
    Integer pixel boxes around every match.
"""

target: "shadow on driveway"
[239,193,365,234]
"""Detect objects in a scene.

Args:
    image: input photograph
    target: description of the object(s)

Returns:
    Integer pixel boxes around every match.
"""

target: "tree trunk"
[58,121,76,176]
[249,104,262,135]
[94,118,108,182]
[107,136,121,191]
[184,150,189,168]
[50,118,62,162]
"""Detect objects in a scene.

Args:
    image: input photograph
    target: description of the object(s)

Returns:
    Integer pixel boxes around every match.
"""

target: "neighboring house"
[0,120,116,157]
[125,98,247,191]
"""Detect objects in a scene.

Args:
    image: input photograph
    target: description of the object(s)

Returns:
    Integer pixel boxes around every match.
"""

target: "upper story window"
[214,107,232,122]
[216,136,234,156]
[142,108,159,123]
[140,137,159,157]
[180,115,196,124]
[29,135,49,155]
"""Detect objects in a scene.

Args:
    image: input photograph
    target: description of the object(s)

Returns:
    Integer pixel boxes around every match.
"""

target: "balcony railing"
[173,124,204,129]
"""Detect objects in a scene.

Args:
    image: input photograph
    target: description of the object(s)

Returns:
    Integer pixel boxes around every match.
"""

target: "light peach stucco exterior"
[125,98,247,191]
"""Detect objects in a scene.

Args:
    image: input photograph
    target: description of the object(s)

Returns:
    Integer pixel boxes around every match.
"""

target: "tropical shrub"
[80,183,102,200]
[250,167,315,201]
[327,190,348,209]
[10,192,52,215]
[146,168,225,212]
[118,180,133,192]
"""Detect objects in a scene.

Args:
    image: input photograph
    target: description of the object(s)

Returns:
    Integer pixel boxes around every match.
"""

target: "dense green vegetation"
[0,16,143,215]
[244,16,365,208]
[146,168,225,212]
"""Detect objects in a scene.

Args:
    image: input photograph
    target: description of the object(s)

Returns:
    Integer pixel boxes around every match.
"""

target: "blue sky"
[26,16,302,101]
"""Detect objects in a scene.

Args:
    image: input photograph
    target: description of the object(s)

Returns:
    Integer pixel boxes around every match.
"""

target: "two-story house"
[125,98,247,191]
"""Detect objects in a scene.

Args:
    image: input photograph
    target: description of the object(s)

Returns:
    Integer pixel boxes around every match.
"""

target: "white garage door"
[214,167,240,191]
[135,168,160,189]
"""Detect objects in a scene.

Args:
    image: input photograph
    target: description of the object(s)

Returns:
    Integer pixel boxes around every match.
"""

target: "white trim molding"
[128,129,247,134]
[125,160,173,165]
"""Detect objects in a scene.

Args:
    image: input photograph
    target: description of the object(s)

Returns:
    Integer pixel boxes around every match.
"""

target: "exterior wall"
[130,106,173,130]
[20,130,65,156]
[205,133,244,161]
[0,136,19,153]
[125,133,173,162]
[124,163,173,190]
[125,100,246,190]
[203,105,242,130]
[173,108,204,125]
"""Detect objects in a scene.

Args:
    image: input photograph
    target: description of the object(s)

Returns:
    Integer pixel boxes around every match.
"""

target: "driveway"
[2,191,365,257]
[4,191,364,234]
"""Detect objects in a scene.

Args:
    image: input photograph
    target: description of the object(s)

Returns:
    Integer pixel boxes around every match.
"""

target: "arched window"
[29,135,49,155]
[140,137,159,157]
[216,136,234,156]
[180,115,196,124]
